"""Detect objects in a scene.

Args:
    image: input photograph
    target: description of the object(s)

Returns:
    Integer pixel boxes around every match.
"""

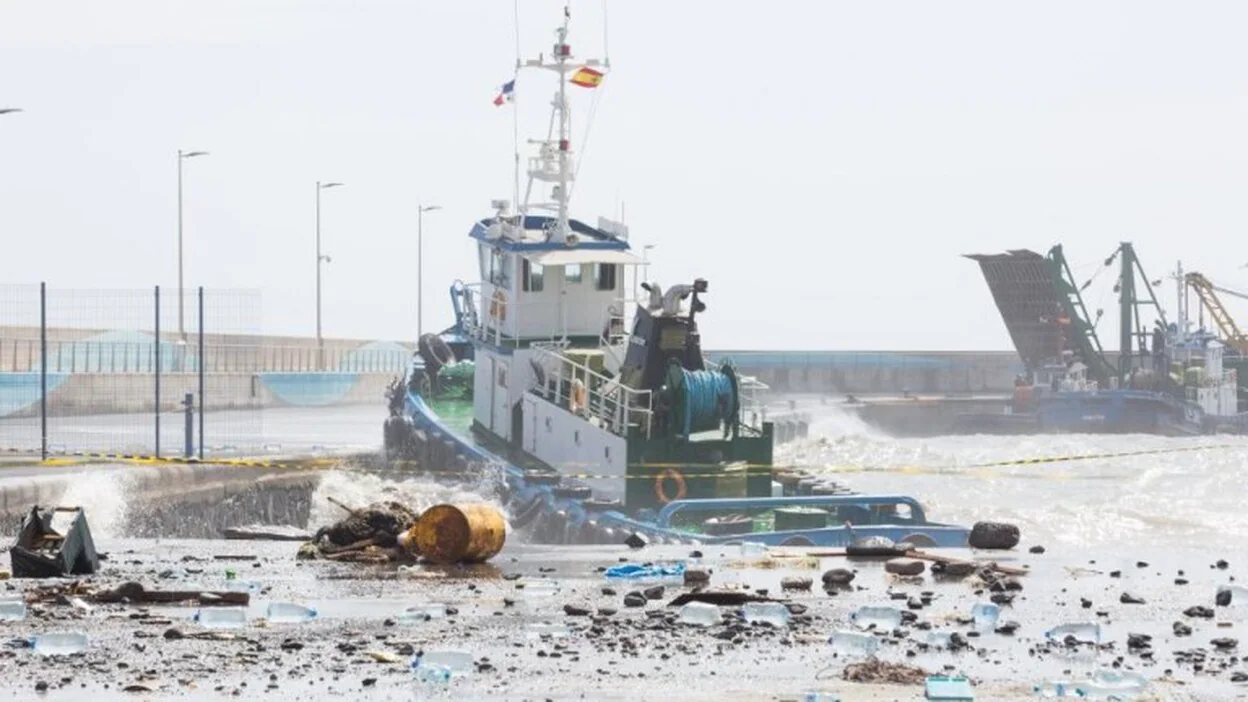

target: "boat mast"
[518,4,606,244]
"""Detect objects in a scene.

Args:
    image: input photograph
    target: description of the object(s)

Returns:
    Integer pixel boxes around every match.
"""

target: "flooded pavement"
[1,535,1245,700]
[2,398,1248,699]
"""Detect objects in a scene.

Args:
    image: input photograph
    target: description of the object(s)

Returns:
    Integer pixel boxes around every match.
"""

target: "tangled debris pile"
[297,498,421,564]
[842,659,930,685]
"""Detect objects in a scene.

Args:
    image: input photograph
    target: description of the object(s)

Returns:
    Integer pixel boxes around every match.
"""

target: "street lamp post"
[417,204,442,339]
[316,181,344,370]
[177,149,209,342]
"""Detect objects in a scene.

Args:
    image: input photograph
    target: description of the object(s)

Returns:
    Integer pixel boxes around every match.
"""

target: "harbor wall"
[0,464,321,538]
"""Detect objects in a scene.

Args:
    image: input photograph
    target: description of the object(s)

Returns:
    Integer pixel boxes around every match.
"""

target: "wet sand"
[1,537,1244,701]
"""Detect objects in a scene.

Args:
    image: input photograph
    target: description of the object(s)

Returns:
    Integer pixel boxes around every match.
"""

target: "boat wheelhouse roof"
[469,215,630,252]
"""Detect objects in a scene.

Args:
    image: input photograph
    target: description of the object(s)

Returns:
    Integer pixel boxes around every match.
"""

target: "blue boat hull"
[388,389,970,549]
[954,390,1206,436]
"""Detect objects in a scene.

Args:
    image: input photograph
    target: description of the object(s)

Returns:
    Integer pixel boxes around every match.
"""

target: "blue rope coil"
[678,368,736,437]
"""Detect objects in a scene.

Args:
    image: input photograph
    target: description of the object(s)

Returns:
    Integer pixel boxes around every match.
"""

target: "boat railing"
[529,342,654,438]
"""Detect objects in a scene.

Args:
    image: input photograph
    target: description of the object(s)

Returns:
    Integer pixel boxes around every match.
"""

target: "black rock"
[781,577,812,591]
[1136,561,1149,568]
[689,550,703,558]
[35,681,48,693]
[989,593,1015,607]
[1120,592,1146,605]
[907,597,924,610]
[1081,598,1093,609]
[995,620,1019,635]
[643,586,665,600]
[1109,570,1122,578]
[280,640,304,652]
[1216,559,1229,570]
[624,533,649,549]
[163,628,185,640]
[563,604,591,617]
[597,607,617,617]
[1173,621,1193,637]
[1029,545,1046,554]
[1216,588,1232,607]
[362,679,377,687]
[785,603,808,616]
[1127,633,1152,649]
[623,592,646,608]
[1211,637,1238,650]
[1231,671,1248,683]
[502,573,521,581]
[601,587,617,596]
[1175,578,1189,586]
[968,521,1021,550]
[949,632,969,651]
[1185,605,1215,619]
[683,568,710,586]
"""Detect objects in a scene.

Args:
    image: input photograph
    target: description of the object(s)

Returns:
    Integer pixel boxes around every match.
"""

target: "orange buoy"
[412,503,507,564]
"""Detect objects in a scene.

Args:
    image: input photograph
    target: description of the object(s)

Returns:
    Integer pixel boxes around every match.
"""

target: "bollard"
[182,392,194,458]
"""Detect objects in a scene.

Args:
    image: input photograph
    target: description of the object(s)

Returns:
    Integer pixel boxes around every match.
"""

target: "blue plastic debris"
[925,675,974,701]
[603,562,687,579]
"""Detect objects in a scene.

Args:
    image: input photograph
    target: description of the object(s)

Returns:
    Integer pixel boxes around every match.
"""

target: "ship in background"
[958,243,1247,435]
[381,5,973,548]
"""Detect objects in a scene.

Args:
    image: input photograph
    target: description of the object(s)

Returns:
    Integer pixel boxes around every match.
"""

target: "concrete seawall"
[0,463,321,538]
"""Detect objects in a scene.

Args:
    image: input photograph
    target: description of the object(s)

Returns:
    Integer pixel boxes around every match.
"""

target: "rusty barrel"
[413,503,507,564]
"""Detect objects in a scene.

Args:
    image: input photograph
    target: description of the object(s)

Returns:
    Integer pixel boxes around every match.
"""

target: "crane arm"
[1185,272,1248,354]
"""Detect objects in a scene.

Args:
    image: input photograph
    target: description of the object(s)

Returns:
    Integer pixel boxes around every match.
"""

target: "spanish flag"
[569,67,604,88]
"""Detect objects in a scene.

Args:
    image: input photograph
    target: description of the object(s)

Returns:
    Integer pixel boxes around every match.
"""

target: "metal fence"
[0,283,262,459]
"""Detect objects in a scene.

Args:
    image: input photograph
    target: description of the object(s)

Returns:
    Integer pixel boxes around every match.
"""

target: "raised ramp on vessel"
[964,249,1064,370]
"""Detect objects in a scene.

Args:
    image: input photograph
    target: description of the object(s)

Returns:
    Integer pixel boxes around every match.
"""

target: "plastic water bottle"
[1217,584,1248,606]
[829,630,878,657]
[412,650,473,682]
[678,601,722,626]
[972,602,1000,631]
[266,602,317,624]
[224,580,261,594]
[850,605,902,631]
[519,579,561,597]
[193,607,247,629]
[738,542,769,558]
[397,603,448,623]
[1072,681,1144,699]
[525,621,571,639]
[802,693,840,702]
[1044,622,1101,645]
[1033,681,1081,697]
[0,599,27,622]
[1089,668,1147,694]
[742,602,791,628]
[31,632,88,656]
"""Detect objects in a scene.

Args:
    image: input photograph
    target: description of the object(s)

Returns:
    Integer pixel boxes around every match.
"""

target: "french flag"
[493,79,515,106]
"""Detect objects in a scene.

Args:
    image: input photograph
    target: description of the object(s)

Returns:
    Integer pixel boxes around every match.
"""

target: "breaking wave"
[309,467,509,530]
[779,399,1248,548]
[57,467,133,539]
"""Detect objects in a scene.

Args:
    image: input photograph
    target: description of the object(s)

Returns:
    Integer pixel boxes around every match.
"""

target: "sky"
[3,0,1248,350]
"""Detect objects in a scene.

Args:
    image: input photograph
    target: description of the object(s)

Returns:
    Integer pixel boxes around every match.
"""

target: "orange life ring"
[489,289,507,321]
[654,468,687,504]
[570,378,587,413]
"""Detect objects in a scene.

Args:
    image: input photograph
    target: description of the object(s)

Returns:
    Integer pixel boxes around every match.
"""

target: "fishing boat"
[957,245,1246,435]
[383,7,970,549]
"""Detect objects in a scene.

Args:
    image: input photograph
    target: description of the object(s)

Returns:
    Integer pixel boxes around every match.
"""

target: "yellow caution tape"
[1,441,1239,483]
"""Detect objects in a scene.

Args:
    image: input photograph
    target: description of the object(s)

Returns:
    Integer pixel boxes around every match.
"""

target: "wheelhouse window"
[565,264,583,284]
[487,249,511,287]
[522,259,544,292]
[594,263,618,291]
